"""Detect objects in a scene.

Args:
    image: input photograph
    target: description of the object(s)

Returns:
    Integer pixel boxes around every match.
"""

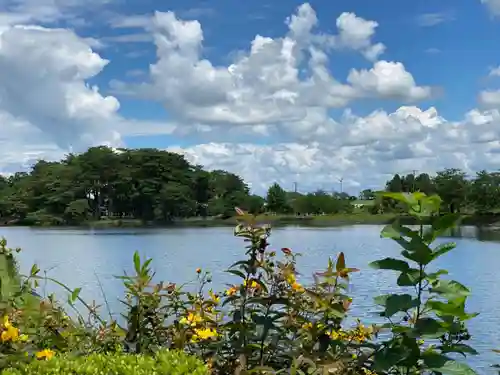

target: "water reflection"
[443,226,500,242]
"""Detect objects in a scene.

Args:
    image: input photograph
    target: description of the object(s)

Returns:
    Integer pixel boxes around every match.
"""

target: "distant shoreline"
[2,212,500,229]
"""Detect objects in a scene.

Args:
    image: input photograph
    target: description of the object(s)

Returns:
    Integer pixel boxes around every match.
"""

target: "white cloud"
[347,61,432,102]
[0,0,111,27]
[0,25,122,149]
[0,1,496,194]
[482,0,500,16]
[111,4,429,129]
[415,12,454,27]
[168,105,500,194]
[329,12,386,61]
[479,89,500,107]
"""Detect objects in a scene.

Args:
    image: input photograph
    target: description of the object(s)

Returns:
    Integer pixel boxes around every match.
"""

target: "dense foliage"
[368,169,500,216]
[1,146,500,226]
[2,350,208,375]
[0,192,486,374]
[0,146,263,226]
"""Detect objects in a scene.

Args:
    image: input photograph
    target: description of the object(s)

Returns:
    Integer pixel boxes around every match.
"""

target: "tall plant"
[363,192,477,374]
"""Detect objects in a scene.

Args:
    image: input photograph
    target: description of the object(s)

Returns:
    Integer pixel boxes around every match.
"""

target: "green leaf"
[432,213,462,236]
[383,192,422,206]
[401,249,433,265]
[133,251,140,274]
[431,280,470,299]
[422,352,450,368]
[432,242,456,260]
[441,344,478,357]
[71,287,82,303]
[397,269,422,286]
[370,258,410,272]
[431,360,477,375]
[414,317,445,337]
[226,269,247,279]
[381,223,402,239]
[30,263,40,276]
[384,294,415,317]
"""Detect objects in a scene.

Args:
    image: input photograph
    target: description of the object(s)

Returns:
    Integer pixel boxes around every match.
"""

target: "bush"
[0,192,481,374]
[3,350,209,375]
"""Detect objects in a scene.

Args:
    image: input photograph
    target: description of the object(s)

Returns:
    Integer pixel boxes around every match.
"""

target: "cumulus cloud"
[0,1,497,193]
[111,3,430,130]
[168,106,500,194]
[0,25,122,150]
[479,90,500,107]
[328,12,386,61]
[347,61,432,102]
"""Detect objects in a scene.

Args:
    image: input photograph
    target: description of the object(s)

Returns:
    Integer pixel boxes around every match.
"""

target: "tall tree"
[266,183,290,213]
[433,168,468,213]
[386,174,403,192]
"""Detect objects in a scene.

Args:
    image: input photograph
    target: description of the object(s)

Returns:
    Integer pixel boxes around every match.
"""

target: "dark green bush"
[2,350,209,375]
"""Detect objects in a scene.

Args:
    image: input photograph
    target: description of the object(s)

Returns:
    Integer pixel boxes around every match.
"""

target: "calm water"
[0,225,499,374]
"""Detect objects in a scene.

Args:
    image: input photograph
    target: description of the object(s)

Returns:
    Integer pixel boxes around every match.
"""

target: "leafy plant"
[363,192,477,375]
[0,193,482,375]
[2,350,208,375]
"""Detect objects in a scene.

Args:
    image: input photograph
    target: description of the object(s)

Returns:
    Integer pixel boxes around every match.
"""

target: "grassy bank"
[77,212,500,228]
[4,212,500,229]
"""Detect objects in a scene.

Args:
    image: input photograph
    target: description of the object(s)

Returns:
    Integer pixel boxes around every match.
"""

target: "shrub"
[2,350,209,375]
[0,192,481,374]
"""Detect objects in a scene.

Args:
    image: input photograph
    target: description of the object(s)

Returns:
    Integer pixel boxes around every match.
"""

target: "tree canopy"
[0,146,499,225]
[0,147,263,225]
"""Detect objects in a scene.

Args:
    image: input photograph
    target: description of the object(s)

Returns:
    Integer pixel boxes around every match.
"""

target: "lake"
[0,224,499,374]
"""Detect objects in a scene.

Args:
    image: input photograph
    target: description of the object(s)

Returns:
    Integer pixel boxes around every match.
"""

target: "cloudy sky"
[1,0,500,194]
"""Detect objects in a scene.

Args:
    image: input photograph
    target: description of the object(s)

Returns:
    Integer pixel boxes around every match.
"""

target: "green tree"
[433,168,468,213]
[468,170,500,213]
[266,183,290,213]
[386,174,403,192]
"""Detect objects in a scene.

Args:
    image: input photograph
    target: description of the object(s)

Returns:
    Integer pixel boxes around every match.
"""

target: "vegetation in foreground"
[0,192,489,374]
[0,146,500,227]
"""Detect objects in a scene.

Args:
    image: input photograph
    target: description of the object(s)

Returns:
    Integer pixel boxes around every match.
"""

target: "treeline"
[2,146,500,226]
[0,146,266,225]
[264,183,354,215]
[367,168,500,215]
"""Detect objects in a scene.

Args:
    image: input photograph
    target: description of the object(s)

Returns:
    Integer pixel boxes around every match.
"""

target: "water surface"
[0,225,498,373]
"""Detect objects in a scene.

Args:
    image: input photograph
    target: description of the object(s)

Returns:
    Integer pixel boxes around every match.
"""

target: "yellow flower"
[3,316,11,329]
[208,289,220,304]
[302,322,313,330]
[225,286,238,296]
[291,281,304,293]
[285,273,304,292]
[191,327,219,342]
[328,329,349,341]
[328,330,340,340]
[36,349,55,360]
[286,273,296,285]
[243,279,259,289]
[1,326,19,342]
[179,312,203,327]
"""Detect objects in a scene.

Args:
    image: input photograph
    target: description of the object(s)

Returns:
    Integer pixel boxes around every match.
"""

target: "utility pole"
[338,178,344,194]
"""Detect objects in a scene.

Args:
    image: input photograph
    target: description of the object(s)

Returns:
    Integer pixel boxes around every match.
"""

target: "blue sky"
[1,0,500,193]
